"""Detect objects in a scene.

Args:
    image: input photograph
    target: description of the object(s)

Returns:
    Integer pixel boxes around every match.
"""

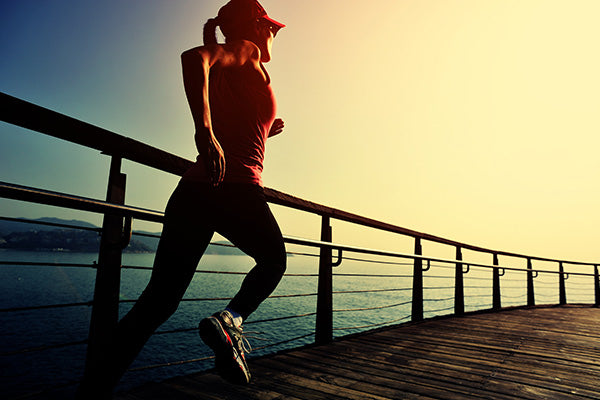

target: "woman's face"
[252,18,279,63]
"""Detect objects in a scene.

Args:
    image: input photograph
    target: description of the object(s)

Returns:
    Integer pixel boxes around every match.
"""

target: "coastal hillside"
[0,218,244,255]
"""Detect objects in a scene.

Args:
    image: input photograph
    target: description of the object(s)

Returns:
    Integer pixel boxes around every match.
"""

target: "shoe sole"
[198,317,251,384]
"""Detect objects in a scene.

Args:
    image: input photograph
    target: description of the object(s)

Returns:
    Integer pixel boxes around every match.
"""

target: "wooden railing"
[2,91,599,386]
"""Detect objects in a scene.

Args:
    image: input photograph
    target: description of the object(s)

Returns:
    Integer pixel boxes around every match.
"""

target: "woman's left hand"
[269,118,285,137]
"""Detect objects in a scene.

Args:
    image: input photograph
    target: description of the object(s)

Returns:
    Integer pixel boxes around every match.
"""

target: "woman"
[77,0,286,397]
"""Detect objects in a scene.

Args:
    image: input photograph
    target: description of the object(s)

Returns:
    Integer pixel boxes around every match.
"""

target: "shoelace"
[219,311,266,355]
[229,324,253,354]
[235,327,268,354]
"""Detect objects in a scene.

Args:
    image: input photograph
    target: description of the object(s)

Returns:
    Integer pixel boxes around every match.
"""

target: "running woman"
[77,0,286,397]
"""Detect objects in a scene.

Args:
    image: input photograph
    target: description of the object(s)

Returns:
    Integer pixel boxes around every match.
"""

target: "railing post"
[82,156,127,384]
[492,253,501,310]
[559,262,567,305]
[411,237,423,322]
[527,258,535,306]
[594,265,600,307]
[315,215,333,344]
[454,246,464,315]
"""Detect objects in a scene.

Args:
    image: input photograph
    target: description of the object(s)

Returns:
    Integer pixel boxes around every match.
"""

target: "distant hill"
[0,217,97,234]
[0,217,244,255]
[0,226,151,253]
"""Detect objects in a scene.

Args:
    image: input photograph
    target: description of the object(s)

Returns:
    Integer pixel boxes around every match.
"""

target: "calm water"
[0,249,595,398]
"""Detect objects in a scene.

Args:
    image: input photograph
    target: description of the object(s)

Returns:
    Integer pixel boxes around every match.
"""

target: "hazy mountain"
[0,218,244,255]
[0,217,97,234]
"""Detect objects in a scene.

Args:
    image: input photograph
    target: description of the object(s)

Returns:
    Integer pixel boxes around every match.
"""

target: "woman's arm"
[181,41,261,185]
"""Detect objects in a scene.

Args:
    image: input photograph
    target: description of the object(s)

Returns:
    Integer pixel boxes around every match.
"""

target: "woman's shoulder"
[221,40,261,64]
[182,41,260,68]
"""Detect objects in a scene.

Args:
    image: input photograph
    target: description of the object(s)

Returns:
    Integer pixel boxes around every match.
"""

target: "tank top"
[183,62,276,186]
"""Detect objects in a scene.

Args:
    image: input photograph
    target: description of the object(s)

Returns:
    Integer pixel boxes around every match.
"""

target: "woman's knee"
[272,258,287,276]
[264,245,287,276]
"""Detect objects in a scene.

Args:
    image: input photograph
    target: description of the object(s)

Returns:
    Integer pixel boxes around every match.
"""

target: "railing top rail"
[0,181,164,223]
[2,92,598,267]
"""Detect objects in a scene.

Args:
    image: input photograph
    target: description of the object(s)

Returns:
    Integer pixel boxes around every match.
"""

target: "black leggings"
[108,180,287,386]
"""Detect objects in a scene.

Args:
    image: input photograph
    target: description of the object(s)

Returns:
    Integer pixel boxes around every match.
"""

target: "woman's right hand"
[205,137,225,186]
[196,130,226,186]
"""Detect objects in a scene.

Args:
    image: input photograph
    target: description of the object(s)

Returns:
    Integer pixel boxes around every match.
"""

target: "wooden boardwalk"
[115,305,600,400]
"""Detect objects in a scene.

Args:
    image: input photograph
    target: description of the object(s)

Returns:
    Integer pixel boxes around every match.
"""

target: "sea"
[1,249,595,399]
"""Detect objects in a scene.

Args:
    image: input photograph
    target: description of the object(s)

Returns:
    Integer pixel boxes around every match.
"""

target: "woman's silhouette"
[77,0,286,397]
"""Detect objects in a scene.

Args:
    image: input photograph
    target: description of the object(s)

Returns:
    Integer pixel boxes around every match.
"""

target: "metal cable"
[120,265,153,271]
[428,264,456,270]
[342,257,413,267]
[502,301,526,307]
[464,276,497,281]
[0,261,96,269]
[424,296,454,303]
[152,327,197,336]
[245,312,317,325]
[285,248,415,268]
[333,300,411,313]
[536,292,559,298]
[0,301,92,313]
[535,280,559,286]
[426,305,455,314]
[333,287,411,295]
[502,293,527,299]
[464,294,491,299]
[424,286,454,290]
[333,315,411,331]
[333,273,412,278]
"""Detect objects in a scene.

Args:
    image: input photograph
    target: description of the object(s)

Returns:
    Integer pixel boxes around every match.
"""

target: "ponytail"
[203,18,219,45]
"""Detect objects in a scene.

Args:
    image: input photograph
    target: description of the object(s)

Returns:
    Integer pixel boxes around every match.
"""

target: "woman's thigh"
[215,185,286,265]
[147,182,215,295]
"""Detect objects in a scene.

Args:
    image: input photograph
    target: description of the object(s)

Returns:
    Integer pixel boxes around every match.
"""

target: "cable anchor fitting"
[332,249,343,267]
[422,259,431,272]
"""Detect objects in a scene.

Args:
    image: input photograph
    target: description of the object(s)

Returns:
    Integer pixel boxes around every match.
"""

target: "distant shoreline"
[0,217,245,255]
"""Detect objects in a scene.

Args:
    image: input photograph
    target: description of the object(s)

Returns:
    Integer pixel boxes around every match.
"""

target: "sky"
[1,0,599,266]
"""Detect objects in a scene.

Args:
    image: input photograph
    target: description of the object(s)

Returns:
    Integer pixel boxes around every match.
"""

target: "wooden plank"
[248,363,362,400]
[301,341,527,400]
[373,326,600,370]
[255,357,396,400]
[114,306,600,400]
[172,373,297,400]
[261,353,434,400]
[286,348,512,400]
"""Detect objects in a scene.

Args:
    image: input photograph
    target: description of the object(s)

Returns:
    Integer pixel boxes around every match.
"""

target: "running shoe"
[198,310,251,384]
